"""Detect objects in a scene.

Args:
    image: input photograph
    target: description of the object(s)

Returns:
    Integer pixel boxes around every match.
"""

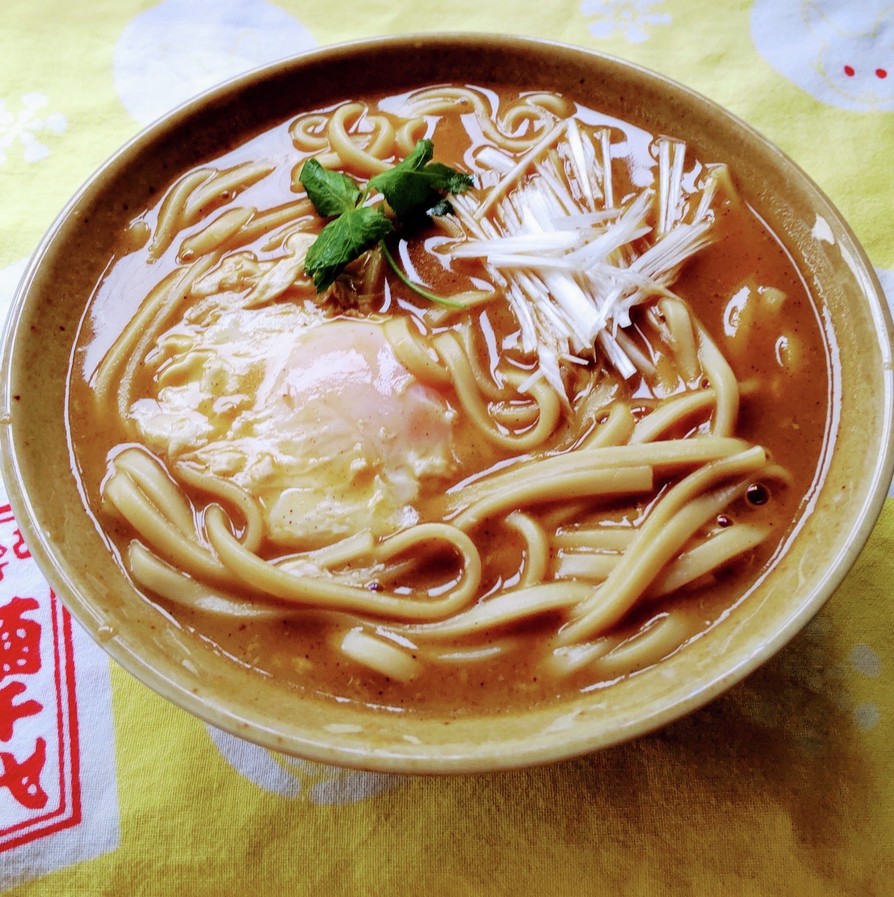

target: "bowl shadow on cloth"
[406,609,876,869]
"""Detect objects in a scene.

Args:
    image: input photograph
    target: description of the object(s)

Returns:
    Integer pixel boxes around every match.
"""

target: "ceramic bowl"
[1,35,892,772]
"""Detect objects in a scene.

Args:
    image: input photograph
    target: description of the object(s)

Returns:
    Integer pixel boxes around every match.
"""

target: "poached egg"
[130,302,457,548]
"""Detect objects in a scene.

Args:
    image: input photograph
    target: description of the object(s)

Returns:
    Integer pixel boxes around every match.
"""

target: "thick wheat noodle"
[420,289,498,326]
[339,629,420,682]
[589,614,690,678]
[553,521,770,589]
[554,551,618,581]
[400,86,563,152]
[555,526,636,551]
[204,507,483,621]
[446,436,749,512]
[630,388,716,444]
[530,500,595,534]
[434,331,561,449]
[327,103,395,176]
[174,463,265,554]
[182,161,275,223]
[613,327,656,376]
[103,469,232,585]
[696,323,739,437]
[459,324,509,401]
[649,523,770,597]
[196,200,315,259]
[505,511,550,586]
[559,446,767,644]
[453,465,653,530]
[428,641,517,664]
[580,402,636,448]
[492,402,541,429]
[275,538,440,589]
[501,95,571,135]
[501,103,554,134]
[148,168,215,260]
[114,254,218,424]
[92,268,183,404]
[543,634,616,676]
[289,531,377,569]
[274,538,417,584]
[187,199,313,258]
[395,118,429,156]
[289,114,329,151]
[396,581,594,640]
[545,613,689,679]
[180,206,255,258]
[366,524,483,611]
[383,317,451,386]
[113,449,194,535]
[660,297,699,381]
[127,541,300,621]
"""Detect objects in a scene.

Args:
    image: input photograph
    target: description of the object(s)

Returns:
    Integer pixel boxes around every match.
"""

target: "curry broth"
[67,84,832,716]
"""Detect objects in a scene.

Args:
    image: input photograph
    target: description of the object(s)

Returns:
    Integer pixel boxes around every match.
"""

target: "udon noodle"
[67,84,831,712]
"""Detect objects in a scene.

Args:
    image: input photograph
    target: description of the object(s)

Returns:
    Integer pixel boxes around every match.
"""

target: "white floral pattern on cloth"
[113,0,317,126]
[849,644,882,731]
[0,94,66,166]
[581,0,672,44]
[732,614,886,758]
[751,0,894,112]
[207,727,407,804]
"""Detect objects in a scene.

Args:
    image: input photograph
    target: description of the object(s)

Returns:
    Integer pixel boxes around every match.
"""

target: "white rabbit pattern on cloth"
[752,0,894,111]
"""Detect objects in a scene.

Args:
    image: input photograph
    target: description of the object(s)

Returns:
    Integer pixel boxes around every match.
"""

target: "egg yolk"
[130,305,457,547]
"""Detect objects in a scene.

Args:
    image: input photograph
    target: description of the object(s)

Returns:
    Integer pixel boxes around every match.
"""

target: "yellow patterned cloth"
[0,1,892,894]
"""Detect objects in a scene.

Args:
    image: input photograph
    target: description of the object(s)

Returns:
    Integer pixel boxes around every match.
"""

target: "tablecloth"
[1,1,892,894]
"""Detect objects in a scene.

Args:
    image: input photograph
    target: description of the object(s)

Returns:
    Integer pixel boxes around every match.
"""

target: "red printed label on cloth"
[0,506,82,850]
[0,498,119,888]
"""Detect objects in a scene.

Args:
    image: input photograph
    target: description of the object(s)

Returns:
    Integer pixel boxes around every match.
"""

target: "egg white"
[131,301,458,548]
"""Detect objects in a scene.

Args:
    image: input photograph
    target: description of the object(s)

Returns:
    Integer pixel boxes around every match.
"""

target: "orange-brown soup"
[67,84,833,716]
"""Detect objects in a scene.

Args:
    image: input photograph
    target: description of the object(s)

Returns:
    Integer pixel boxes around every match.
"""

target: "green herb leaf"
[301,140,472,294]
[369,139,473,221]
[299,158,362,217]
[304,206,393,291]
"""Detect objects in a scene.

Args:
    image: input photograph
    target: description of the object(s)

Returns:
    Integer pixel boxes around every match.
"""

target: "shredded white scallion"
[445,132,718,390]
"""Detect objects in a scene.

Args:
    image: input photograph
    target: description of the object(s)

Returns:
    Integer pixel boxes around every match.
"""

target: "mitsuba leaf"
[301,140,472,294]
[304,206,393,291]
[369,139,474,222]
[299,158,362,217]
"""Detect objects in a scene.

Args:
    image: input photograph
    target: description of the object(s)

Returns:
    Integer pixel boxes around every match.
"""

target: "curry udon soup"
[67,84,832,714]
